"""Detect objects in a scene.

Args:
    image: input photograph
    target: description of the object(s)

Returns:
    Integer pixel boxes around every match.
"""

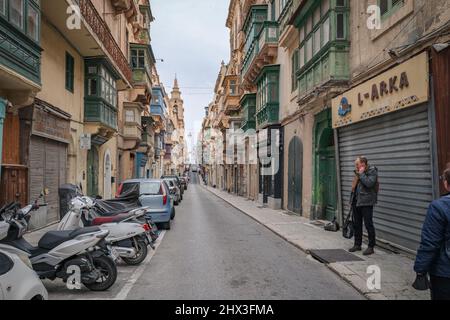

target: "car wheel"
[171,207,176,220]
[174,200,179,206]
[162,221,171,230]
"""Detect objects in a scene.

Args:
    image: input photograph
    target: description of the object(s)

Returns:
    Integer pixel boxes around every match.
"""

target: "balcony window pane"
[314,28,321,54]
[27,4,39,41]
[88,66,97,74]
[88,78,97,96]
[322,0,330,14]
[336,13,345,39]
[230,80,237,95]
[126,110,135,123]
[0,0,6,15]
[10,0,24,29]
[323,17,330,45]
[313,6,321,26]
[305,16,312,34]
[306,38,312,62]
[299,46,305,68]
[299,26,305,44]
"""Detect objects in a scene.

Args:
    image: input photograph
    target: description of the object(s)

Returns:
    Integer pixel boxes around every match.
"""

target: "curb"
[201,184,386,300]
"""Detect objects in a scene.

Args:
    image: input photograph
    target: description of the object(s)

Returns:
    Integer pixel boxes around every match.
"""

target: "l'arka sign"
[332,52,429,129]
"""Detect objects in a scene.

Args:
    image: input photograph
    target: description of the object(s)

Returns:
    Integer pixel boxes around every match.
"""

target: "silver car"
[163,178,181,206]
[0,249,48,300]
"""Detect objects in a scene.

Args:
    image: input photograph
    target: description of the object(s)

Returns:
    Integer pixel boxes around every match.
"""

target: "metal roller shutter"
[338,104,433,252]
[29,136,67,227]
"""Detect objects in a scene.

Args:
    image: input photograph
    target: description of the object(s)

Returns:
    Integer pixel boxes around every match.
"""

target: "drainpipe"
[0,97,7,182]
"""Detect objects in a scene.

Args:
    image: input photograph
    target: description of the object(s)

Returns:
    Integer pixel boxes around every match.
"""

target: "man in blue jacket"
[414,168,450,300]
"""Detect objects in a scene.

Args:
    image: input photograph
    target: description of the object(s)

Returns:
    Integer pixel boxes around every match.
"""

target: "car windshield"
[140,182,161,195]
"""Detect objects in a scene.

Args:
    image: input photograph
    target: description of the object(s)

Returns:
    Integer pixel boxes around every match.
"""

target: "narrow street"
[125,174,363,300]
[36,173,363,300]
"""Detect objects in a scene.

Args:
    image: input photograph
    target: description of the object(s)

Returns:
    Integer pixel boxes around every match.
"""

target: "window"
[322,16,330,45]
[85,62,117,108]
[0,0,6,16]
[27,3,39,41]
[336,0,345,7]
[125,110,135,123]
[322,0,330,14]
[380,0,404,17]
[314,28,321,54]
[306,37,312,62]
[10,0,24,29]
[336,13,345,39]
[291,49,299,91]
[313,6,321,26]
[229,80,237,95]
[65,52,74,92]
[131,48,146,69]
[88,78,97,96]
[299,46,305,69]
[299,26,305,43]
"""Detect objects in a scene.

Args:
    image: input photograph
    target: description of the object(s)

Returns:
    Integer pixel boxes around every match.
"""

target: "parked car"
[161,175,184,198]
[0,248,48,300]
[163,178,181,206]
[117,179,175,230]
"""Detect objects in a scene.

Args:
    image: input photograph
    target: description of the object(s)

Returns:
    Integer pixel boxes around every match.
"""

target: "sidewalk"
[202,184,429,300]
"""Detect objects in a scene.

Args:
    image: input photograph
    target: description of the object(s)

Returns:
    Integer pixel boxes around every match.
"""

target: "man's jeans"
[353,205,376,248]
[431,275,450,300]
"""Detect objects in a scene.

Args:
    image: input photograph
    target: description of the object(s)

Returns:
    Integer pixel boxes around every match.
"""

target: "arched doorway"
[87,147,99,197]
[288,136,303,214]
[103,150,112,199]
[316,127,337,221]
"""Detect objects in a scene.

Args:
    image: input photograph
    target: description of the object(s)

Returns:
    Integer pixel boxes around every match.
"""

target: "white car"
[0,220,48,300]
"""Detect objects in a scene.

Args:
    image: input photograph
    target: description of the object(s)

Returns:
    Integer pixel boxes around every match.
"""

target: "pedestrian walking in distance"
[348,156,378,256]
[413,168,450,300]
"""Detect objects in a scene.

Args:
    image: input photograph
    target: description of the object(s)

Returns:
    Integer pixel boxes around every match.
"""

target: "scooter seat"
[38,227,101,250]
[91,214,133,226]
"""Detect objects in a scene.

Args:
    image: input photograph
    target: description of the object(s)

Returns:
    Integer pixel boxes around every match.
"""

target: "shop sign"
[80,134,91,150]
[32,106,71,143]
[332,52,429,128]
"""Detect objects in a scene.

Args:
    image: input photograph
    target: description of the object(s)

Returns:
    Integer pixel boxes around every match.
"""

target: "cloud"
[151,0,230,161]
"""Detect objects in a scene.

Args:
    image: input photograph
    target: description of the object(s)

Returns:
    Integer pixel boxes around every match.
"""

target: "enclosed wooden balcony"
[241,22,279,89]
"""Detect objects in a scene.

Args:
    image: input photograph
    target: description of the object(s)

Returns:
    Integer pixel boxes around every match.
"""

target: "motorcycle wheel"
[83,255,117,291]
[122,240,148,266]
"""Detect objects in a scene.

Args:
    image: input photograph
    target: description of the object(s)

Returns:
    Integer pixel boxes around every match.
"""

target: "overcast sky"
[151,0,230,162]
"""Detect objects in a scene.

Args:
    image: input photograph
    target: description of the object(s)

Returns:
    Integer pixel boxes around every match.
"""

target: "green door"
[288,137,303,214]
[319,147,337,221]
[87,147,99,197]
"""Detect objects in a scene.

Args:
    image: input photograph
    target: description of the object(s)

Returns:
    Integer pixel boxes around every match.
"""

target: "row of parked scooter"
[0,174,190,299]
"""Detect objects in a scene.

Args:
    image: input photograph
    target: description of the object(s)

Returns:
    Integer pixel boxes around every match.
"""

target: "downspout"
[0,98,7,182]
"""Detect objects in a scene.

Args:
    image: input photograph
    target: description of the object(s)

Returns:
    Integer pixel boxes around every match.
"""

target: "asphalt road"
[38,173,362,300]
[125,173,363,300]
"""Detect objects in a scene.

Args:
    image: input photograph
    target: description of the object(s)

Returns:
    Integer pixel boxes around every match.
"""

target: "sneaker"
[349,246,362,253]
[363,247,375,256]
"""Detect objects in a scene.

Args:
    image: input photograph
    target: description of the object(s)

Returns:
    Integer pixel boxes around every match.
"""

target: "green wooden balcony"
[84,99,118,130]
[241,21,279,89]
[0,12,41,86]
[240,93,256,132]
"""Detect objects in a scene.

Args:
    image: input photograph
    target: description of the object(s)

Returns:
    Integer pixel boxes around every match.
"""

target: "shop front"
[332,52,435,252]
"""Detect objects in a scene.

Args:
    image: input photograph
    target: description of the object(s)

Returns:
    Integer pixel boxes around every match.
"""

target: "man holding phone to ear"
[349,156,379,256]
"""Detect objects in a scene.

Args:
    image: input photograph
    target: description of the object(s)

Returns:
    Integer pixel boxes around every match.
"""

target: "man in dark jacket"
[414,168,450,300]
[349,156,378,256]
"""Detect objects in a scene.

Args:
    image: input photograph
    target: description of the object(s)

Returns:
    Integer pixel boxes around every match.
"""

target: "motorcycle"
[58,196,153,265]
[0,194,118,292]
[68,184,160,244]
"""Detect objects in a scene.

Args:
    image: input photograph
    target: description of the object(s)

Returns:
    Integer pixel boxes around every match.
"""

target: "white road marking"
[113,230,166,300]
